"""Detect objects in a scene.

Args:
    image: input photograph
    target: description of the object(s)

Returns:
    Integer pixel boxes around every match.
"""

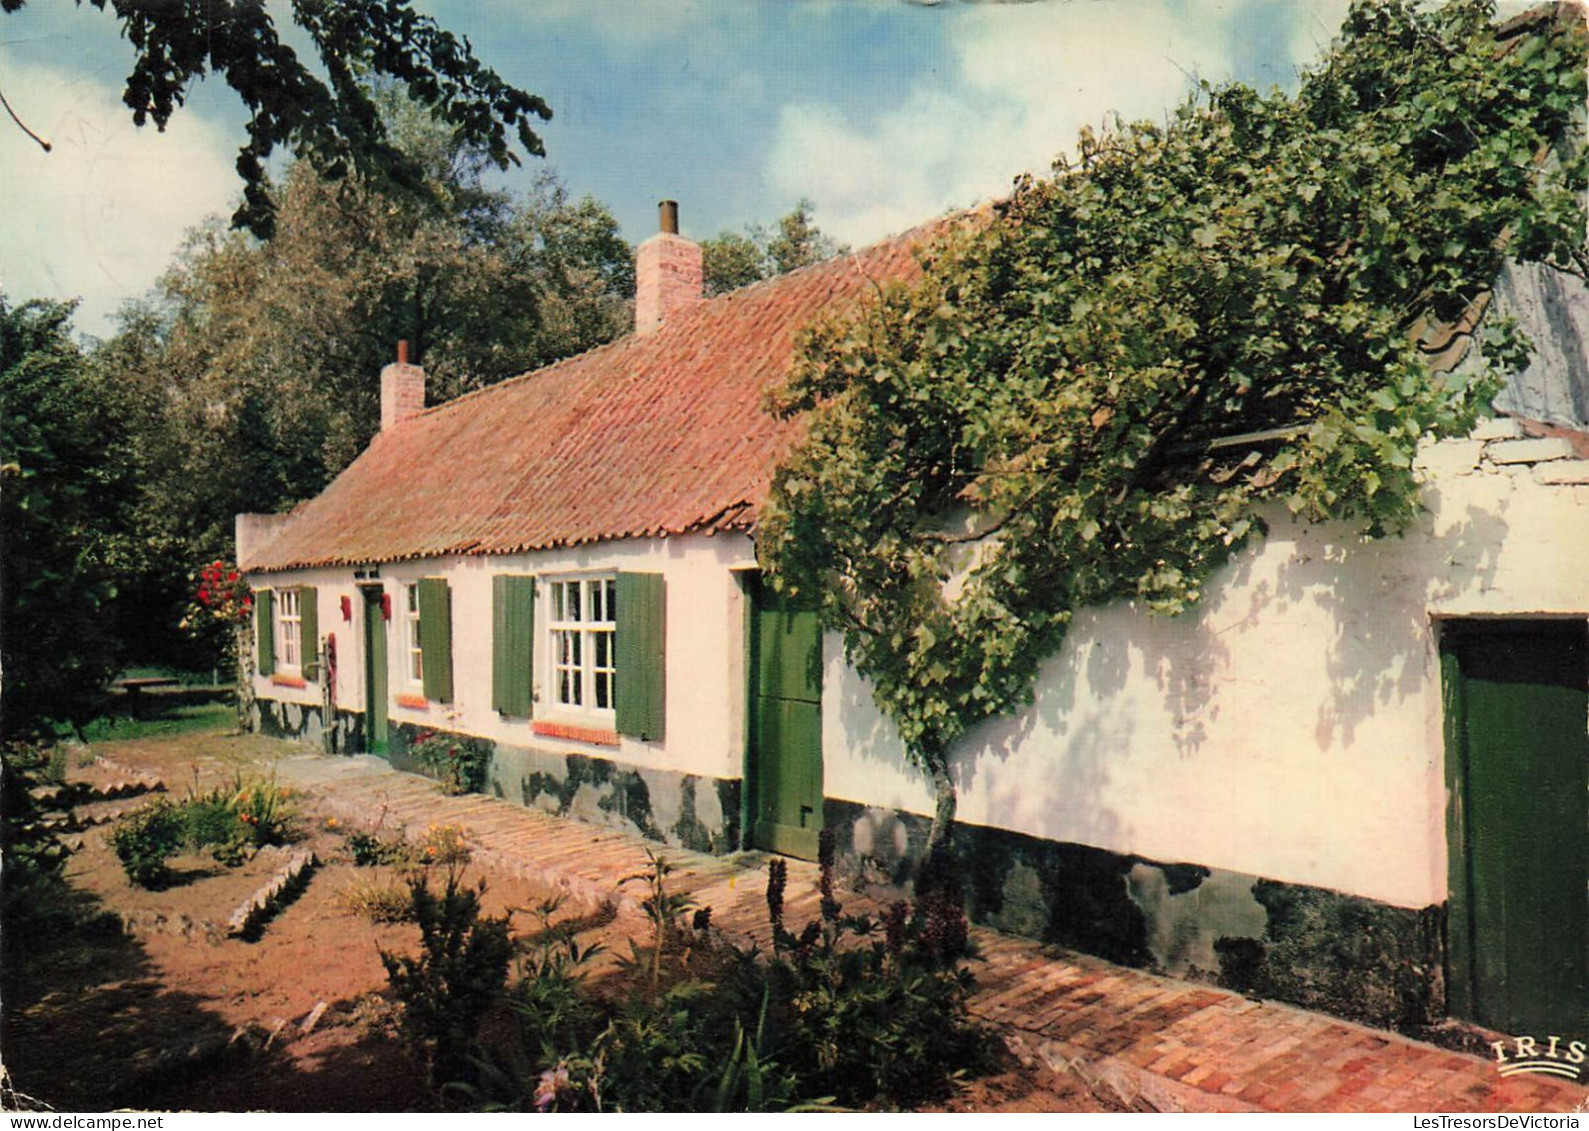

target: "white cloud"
[0,59,238,337]
[767,1,1342,249]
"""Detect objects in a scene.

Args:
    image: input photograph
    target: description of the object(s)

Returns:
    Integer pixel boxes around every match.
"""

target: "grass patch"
[73,701,234,743]
[339,875,416,924]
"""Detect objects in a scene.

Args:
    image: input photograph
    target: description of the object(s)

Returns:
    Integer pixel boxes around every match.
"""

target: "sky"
[0,0,1364,339]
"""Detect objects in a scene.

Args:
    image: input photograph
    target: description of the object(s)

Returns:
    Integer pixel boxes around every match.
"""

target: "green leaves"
[13,0,555,238]
[759,0,1583,780]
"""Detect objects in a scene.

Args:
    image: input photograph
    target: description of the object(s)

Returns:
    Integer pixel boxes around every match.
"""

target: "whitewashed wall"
[823,441,1589,910]
[247,565,356,712]
[249,532,757,781]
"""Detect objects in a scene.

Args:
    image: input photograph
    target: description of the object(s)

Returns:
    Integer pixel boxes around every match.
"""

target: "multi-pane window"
[405,583,424,685]
[277,588,302,671]
[548,577,617,715]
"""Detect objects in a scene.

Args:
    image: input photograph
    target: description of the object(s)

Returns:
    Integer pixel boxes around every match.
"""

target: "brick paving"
[260,749,1586,1114]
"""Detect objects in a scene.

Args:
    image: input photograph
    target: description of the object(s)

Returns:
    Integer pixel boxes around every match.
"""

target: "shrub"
[181,794,243,853]
[455,839,991,1111]
[345,829,410,867]
[416,823,471,866]
[339,876,415,924]
[230,775,296,846]
[380,867,514,1090]
[112,800,187,888]
[408,729,490,795]
[726,833,990,1108]
[2,743,91,937]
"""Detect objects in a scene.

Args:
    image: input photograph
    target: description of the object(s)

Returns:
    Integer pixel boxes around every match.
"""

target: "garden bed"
[1,729,1106,1113]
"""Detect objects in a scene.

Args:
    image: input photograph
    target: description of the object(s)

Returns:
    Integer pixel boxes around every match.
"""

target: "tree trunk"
[924,738,957,855]
[913,736,962,903]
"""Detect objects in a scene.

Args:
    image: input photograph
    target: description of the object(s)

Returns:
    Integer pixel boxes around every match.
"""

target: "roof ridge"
[391,210,967,429]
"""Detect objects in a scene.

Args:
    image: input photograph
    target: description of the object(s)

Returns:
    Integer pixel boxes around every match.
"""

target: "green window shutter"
[615,572,665,740]
[417,577,453,703]
[298,586,319,679]
[492,575,536,717]
[255,589,275,676]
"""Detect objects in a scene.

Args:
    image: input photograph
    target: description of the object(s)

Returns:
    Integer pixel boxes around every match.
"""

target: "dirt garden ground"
[1,723,1102,1113]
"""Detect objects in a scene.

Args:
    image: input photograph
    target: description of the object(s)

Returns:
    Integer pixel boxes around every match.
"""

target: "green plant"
[757,0,1589,853]
[40,746,68,785]
[461,838,990,1111]
[464,895,608,1112]
[345,828,411,867]
[155,774,299,866]
[417,822,471,866]
[722,832,990,1108]
[618,848,699,989]
[339,875,416,924]
[380,867,514,1090]
[693,992,805,1113]
[2,744,76,919]
[230,774,297,845]
[112,799,187,888]
[408,729,490,795]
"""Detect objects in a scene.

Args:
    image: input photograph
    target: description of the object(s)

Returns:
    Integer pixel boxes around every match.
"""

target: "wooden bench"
[111,677,179,717]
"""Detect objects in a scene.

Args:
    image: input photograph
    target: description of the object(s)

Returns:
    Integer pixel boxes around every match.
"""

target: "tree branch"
[0,81,51,152]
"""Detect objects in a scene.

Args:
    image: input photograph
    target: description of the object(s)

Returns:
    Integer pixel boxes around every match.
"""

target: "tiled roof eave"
[244,508,760,575]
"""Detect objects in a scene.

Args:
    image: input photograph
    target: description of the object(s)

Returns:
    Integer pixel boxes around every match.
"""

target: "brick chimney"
[380,340,425,430]
[635,200,702,335]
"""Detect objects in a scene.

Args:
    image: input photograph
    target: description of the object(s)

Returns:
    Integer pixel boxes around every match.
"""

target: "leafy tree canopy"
[758,0,1588,844]
[702,200,848,296]
[1,298,125,738]
[88,99,633,672]
[2,0,552,238]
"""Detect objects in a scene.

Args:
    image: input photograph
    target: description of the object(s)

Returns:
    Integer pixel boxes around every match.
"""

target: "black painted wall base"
[253,698,363,754]
[824,798,1446,1031]
[490,741,743,856]
[246,700,1443,1029]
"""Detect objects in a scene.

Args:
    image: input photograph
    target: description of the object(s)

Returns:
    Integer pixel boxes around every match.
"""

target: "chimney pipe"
[659,200,679,235]
[397,339,410,365]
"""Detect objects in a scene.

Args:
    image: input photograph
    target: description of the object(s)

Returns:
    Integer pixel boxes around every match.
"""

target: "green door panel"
[755,602,823,704]
[748,579,824,859]
[363,587,389,756]
[1444,621,1588,1037]
[755,698,823,859]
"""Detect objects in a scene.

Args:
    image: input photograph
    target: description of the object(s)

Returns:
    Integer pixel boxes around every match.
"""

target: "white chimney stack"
[635,200,703,335]
[380,339,425,430]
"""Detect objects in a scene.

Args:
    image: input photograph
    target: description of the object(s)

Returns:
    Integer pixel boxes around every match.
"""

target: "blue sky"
[0,0,1364,338]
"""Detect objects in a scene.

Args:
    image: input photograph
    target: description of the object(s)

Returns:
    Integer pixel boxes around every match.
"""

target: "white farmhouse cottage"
[242,170,1589,1040]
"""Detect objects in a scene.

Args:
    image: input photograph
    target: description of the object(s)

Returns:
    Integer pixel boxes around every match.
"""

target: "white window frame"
[545,575,617,722]
[404,582,424,687]
[276,588,302,674]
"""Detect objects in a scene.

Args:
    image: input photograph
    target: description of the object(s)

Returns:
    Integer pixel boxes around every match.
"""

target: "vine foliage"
[758,0,1587,845]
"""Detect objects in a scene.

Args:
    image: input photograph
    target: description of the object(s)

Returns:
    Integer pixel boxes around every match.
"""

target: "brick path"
[261,750,1586,1114]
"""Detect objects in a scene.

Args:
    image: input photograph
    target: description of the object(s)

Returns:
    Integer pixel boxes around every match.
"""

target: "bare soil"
[2,727,1106,1113]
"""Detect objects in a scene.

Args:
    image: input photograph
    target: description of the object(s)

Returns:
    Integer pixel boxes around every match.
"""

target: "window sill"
[270,674,308,689]
[532,720,619,747]
[394,693,429,710]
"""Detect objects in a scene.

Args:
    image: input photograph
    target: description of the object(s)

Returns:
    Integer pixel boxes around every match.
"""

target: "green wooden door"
[362,586,389,756]
[1443,620,1588,1036]
[749,579,824,859]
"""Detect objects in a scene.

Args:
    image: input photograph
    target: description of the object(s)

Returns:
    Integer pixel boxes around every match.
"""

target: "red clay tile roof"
[244,217,957,571]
